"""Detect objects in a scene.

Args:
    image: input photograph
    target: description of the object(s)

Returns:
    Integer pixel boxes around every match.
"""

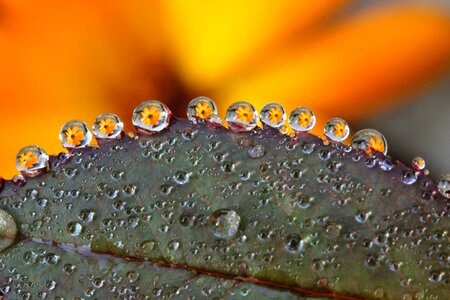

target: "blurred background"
[0,0,449,179]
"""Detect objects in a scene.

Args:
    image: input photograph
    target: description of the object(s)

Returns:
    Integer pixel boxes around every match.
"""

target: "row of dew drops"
[4,96,450,199]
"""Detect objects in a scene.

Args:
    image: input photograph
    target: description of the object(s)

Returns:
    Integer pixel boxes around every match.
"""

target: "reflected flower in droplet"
[132,101,172,134]
[351,129,387,155]
[59,120,92,149]
[93,113,124,139]
[16,145,49,176]
[225,102,258,132]
[324,117,350,142]
[187,96,217,123]
[260,102,286,128]
[289,107,315,132]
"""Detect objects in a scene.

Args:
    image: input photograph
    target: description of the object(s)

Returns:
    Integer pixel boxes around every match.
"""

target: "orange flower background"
[0,1,449,179]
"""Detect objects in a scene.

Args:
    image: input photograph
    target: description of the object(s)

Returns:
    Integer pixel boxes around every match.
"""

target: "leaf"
[0,119,447,299]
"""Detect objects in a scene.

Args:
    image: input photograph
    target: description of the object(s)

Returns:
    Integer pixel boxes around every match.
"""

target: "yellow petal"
[215,4,450,131]
[162,0,349,89]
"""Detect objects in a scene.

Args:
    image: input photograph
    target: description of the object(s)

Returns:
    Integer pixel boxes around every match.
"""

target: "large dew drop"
[92,113,124,139]
[187,96,217,123]
[132,100,172,134]
[260,102,286,128]
[351,129,387,155]
[210,209,241,239]
[16,145,49,177]
[288,107,316,132]
[0,209,18,252]
[59,120,93,149]
[225,102,258,132]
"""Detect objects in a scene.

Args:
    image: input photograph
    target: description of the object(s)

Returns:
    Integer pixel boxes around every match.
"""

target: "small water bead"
[260,103,286,128]
[324,118,350,142]
[132,100,172,134]
[173,170,191,185]
[187,96,217,123]
[351,129,387,155]
[248,145,266,158]
[15,146,49,177]
[59,120,92,149]
[210,209,241,239]
[79,209,96,223]
[411,156,426,171]
[289,107,316,132]
[66,221,83,236]
[225,102,258,132]
[437,174,450,199]
[92,113,124,139]
[401,169,418,185]
[285,234,304,253]
[0,210,17,252]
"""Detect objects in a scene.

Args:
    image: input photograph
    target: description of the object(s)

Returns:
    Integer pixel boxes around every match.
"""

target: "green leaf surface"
[0,119,448,299]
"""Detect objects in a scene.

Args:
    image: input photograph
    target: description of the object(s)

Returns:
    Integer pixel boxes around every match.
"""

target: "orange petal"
[162,0,350,89]
[0,2,168,178]
[215,4,450,130]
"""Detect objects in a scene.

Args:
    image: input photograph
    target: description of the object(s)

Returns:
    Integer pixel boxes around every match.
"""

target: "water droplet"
[225,102,258,132]
[173,170,191,185]
[187,96,217,123]
[168,239,180,251]
[132,100,172,134]
[411,156,426,171]
[324,118,350,142]
[351,129,387,155]
[23,250,38,264]
[260,103,286,128]
[59,120,93,149]
[210,209,241,238]
[401,169,418,185]
[288,107,316,132]
[355,211,371,223]
[248,145,266,158]
[66,221,83,236]
[285,234,304,253]
[79,209,96,223]
[179,213,196,227]
[437,174,450,199]
[0,209,17,252]
[92,113,124,139]
[15,145,49,177]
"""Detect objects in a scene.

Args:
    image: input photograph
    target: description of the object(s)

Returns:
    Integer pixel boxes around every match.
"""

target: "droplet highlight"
[289,107,316,132]
[260,103,286,128]
[16,145,49,177]
[225,102,258,132]
[59,120,92,149]
[132,100,172,134]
